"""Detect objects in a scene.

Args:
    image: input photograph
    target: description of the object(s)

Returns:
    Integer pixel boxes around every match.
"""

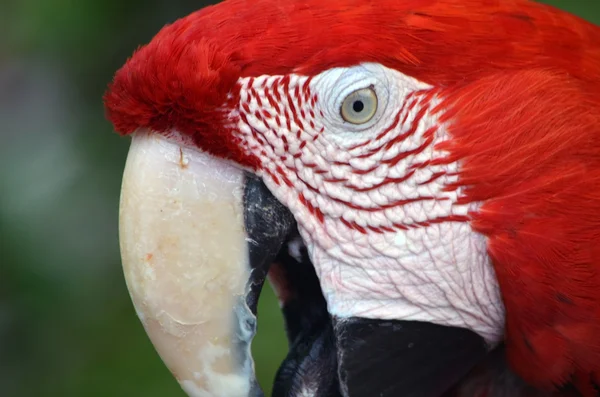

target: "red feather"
[437,69,600,395]
[104,0,599,166]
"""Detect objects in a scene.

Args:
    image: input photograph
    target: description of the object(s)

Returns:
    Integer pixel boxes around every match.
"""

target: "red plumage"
[104,0,599,165]
[439,69,600,396]
[104,0,600,395]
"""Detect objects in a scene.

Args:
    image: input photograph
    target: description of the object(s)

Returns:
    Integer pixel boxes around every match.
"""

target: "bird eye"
[340,87,378,125]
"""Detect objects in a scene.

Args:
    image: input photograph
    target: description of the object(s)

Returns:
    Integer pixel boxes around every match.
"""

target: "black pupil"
[352,100,364,113]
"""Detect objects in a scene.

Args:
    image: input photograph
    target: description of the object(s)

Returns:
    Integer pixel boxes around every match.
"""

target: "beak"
[119,130,294,397]
[119,130,490,397]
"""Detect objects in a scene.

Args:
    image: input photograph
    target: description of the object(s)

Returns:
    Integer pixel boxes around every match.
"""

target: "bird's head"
[104,0,600,396]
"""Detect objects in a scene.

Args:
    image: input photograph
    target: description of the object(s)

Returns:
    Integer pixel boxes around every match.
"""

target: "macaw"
[104,0,600,396]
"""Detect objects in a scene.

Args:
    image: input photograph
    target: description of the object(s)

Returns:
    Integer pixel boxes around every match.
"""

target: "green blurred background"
[0,1,598,396]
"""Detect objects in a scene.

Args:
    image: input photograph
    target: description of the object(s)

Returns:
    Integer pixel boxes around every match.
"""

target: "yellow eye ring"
[340,87,378,125]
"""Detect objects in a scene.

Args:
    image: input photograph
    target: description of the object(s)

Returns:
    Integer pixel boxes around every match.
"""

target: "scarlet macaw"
[104,0,600,396]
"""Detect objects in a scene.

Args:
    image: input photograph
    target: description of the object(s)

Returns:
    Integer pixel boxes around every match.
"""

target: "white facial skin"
[233,63,506,345]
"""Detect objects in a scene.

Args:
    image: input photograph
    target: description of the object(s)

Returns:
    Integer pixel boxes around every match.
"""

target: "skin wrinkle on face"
[231,62,506,345]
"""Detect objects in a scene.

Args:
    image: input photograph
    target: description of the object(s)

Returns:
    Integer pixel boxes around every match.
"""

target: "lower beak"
[119,131,293,397]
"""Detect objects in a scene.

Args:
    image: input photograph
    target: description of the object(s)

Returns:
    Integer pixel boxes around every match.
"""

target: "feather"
[104,0,600,166]
[438,68,600,394]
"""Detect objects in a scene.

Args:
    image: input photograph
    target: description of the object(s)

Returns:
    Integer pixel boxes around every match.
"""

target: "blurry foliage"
[0,1,598,396]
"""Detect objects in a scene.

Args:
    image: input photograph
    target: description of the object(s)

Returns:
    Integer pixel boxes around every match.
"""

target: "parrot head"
[104,0,600,396]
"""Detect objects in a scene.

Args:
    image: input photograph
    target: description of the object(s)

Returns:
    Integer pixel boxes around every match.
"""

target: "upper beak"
[119,130,294,397]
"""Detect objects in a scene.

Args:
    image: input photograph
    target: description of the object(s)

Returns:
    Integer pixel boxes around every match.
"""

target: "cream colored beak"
[118,131,262,397]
